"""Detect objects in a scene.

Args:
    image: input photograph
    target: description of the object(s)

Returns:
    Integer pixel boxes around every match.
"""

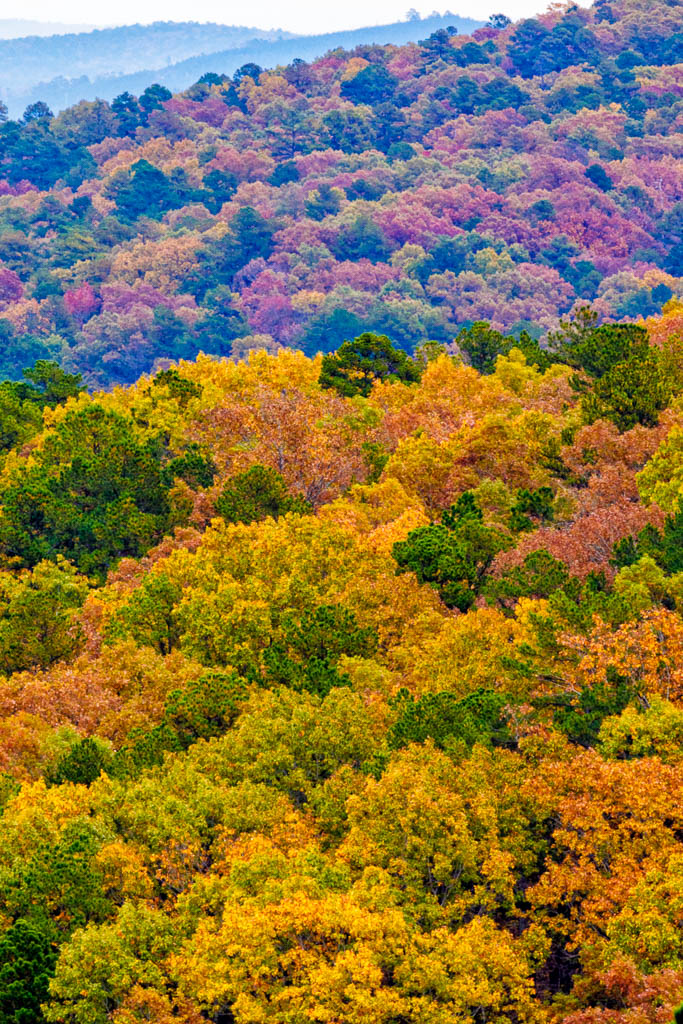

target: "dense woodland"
[0,1,683,1022]
[0,304,683,1022]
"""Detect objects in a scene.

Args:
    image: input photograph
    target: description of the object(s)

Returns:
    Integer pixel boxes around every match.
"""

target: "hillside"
[0,0,680,388]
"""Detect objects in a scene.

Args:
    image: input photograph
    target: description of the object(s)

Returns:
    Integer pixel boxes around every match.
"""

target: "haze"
[11,0,592,35]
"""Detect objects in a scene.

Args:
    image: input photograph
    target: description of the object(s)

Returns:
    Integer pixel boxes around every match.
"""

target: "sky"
[11,0,592,36]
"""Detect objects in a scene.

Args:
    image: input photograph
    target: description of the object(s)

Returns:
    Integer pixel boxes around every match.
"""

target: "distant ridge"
[4,13,483,115]
[0,21,299,116]
[0,19,98,38]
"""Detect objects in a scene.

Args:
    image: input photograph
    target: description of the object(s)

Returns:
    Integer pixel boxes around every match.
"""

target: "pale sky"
[14,0,592,35]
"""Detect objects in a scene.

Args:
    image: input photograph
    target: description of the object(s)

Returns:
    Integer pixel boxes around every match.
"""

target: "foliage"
[215,465,311,524]
[0,322,677,1022]
[0,405,171,575]
[389,687,512,752]
[553,320,650,379]
[46,738,113,787]
[0,560,89,674]
[0,0,677,385]
[0,7,680,1023]
[259,604,378,697]
[484,549,571,607]
[0,919,57,1024]
[457,322,552,375]
[393,491,510,610]
[319,332,421,398]
[582,351,671,432]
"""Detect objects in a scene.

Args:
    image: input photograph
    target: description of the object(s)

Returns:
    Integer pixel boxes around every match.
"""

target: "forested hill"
[1,2,683,1021]
[0,0,681,389]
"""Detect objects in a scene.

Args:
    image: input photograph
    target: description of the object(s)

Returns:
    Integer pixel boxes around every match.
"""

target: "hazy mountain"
[3,13,483,115]
[0,21,298,114]
[0,19,98,38]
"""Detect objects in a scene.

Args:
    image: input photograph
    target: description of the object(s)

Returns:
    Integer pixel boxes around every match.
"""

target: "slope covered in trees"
[0,0,680,386]
[0,302,682,1022]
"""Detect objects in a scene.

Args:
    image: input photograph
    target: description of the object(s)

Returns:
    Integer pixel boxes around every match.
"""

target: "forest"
[0,0,682,1022]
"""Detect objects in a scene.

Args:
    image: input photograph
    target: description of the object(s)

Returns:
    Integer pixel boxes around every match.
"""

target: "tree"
[586,163,614,192]
[43,904,177,1024]
[328,216,391,263]
[232,206,276,260]
[0,405,170,575]
[393,491,510,611]
[1,816,112,938]
[300,308,365,358]
[21,362,84,407]
[583,352,671,432]
[457,321,510,374]
[107,160,183,222]
[319,332,421,398]
[108,572,183,656]
[509,486,554,532]
[0,267,23,307]
[216,464,311,524]
[0,560,89,674]
[23,103,53,124]
[484,549,571,608]
[138,84,172,119]
[201,168,237,213]
[162,670,245,749]
[304,183,343,221]
[162,443,216,491]
[389,687,511,752]
[51,100,116,148]
[112,670,246,775]
[262,605,376,697]
[340,65,398,105]
[46,738,113,787]
[457,322,551,375]
[420,28,459,64]
[233,62,262,85]
[613,506,683,576]
[0,919,57,1024]
[111,92,141,135]
[637,428,683,515]
[553,320,650,379]
[269,160,299,186]
[0,361,80,453]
